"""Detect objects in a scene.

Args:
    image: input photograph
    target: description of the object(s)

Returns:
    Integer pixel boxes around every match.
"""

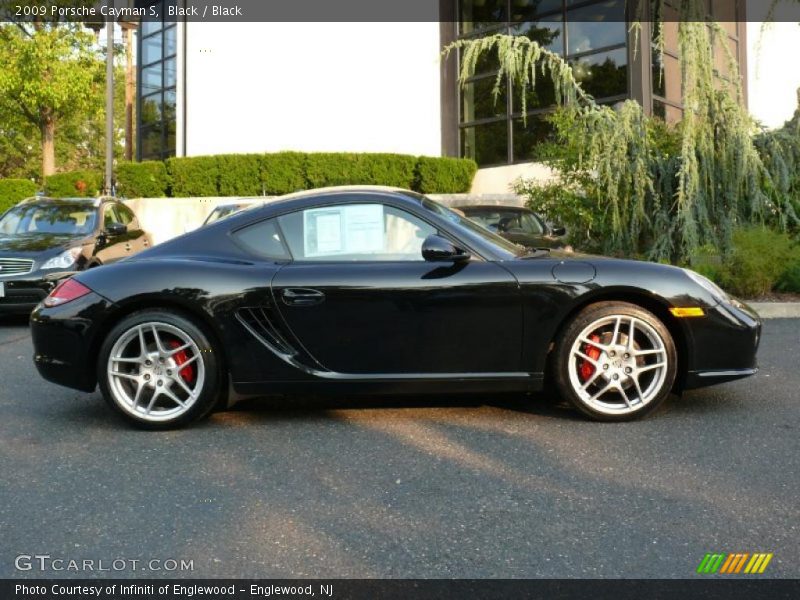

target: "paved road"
[1,316,798,579]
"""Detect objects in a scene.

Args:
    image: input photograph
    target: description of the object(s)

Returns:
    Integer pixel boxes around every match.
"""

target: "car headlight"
[683,268,729,303]
[41,247,82,270]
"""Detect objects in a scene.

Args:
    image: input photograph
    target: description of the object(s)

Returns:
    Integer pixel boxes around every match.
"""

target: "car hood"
[0,233,87,257]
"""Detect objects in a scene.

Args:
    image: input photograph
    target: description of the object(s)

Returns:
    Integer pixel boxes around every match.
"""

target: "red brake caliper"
[168,340,195,384]
[579,334,602,382]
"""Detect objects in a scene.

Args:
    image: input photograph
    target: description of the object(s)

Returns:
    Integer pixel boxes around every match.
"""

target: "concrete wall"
[182,22,443,157]
[123,193,525,246]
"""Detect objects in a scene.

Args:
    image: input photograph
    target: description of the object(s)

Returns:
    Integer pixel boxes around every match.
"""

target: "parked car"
[202,200,260,226]
[456,205,567,249]
[0,197,151,314]
[31,186,760,429]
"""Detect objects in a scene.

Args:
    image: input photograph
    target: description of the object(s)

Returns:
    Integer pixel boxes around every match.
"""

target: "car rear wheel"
[98,310,221,429]
[553,302,677,421]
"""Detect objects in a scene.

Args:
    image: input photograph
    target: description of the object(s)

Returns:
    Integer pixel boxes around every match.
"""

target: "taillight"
[43,279,92,307]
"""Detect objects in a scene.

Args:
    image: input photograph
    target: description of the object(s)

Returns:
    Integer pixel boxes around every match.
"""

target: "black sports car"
[0,197,151,313]
[31,186,760,429]
[456,204,567,249]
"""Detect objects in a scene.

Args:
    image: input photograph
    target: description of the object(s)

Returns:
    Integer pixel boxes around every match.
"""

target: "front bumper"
[0,271,76,314]
[683,299,761,389]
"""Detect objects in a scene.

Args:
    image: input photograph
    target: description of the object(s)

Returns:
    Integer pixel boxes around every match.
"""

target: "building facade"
[136,0,800,193]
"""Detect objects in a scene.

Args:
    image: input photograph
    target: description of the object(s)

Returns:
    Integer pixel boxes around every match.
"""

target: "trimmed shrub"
[217,154,263,196]
[305,153,417,189]
[166,156,219,197]
[415,156,477,194]
[45,170,102,198]
[115,161,169,198]
[0,179,38,213]
[261,152,307,195]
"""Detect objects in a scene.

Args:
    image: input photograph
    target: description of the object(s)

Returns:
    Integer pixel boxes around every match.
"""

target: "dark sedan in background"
[0,197,151,313]
[30,186,760,429]
[456,205,567,249]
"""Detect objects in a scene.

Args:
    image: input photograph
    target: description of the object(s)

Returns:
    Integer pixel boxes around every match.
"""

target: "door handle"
[281,288,325,306]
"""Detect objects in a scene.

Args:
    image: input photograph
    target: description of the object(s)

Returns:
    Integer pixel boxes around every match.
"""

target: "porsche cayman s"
[31,187,761,428]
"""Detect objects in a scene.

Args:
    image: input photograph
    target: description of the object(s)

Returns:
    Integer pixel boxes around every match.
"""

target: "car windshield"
[419,197,526,258]
[468,210,544,235]
[0,203,97,236]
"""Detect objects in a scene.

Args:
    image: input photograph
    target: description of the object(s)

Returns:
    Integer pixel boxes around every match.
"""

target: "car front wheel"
[98,310,221,429]
[553,302,677,421]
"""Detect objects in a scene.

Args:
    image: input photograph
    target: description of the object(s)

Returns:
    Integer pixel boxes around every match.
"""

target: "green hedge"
[45,170,102,198]
[305,153,417,189]
[166,156,219,197]
[116,161,169,198]
[144,153,477,198]
[0,179,38,214]
[415,156,477,194]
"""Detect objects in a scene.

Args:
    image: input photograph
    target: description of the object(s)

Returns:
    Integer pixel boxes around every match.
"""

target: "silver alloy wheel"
[567,314,668,415]
[106,321,205,423]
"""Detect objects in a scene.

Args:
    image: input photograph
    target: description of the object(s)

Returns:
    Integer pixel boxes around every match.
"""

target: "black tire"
[552,302,677,422]
[97,309,222,429]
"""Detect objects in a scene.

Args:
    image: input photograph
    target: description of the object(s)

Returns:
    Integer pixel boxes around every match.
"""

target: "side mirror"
[551,225,567,237]
[421,234,470,263]
[105,222,127,236]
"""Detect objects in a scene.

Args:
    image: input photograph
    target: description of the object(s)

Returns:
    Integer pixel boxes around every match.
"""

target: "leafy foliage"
[116,161,169,198]
[415,156,477,194]
[217,154,263,196]
[45,169,102,198]
[166,156,220,197]
[261,152,307,195]
[304,153,417,189]
[0,178,38,213]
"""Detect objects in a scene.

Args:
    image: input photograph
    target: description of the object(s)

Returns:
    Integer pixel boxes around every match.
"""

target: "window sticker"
[303,205,384,257]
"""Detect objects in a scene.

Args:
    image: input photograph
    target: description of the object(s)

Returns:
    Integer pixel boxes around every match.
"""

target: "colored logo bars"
[697,553,774,574]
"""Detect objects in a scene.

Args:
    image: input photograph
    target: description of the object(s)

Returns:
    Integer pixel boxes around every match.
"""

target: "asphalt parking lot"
[1,316,798,579]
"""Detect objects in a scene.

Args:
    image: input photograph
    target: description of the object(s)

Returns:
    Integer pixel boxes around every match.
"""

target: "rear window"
[232,218,290,260]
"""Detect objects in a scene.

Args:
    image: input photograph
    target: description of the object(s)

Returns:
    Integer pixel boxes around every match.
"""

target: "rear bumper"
[30,291,112,392]
[682,299,761,390]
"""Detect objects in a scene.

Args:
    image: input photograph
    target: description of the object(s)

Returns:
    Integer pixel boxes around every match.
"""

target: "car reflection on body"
[31,186,760,428]
[0,197,151,314]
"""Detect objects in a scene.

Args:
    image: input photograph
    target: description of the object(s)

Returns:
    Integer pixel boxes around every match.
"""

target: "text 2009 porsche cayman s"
[31,187,761,428]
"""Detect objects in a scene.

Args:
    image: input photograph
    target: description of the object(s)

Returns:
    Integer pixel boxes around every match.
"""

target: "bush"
[115,161,169,198]
[261,152,307,195]
[415,156,477,194]
[0,179,38,214]
[45,170,102,198]
[777,263,800,293]
[305,153,417,189]
[217,154,262,196]
[166,156,219,197]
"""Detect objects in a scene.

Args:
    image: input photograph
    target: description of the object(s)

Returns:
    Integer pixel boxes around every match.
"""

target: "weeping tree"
[444,2,798,262]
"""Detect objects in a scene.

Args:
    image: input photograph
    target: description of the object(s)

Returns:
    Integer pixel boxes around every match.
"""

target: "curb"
[748,302,800,319]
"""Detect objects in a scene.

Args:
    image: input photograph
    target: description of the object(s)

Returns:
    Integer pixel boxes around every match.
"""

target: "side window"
[277,203,436,262]
[233,218,290,260]
[116,204,135,225]
[103,205,121,228]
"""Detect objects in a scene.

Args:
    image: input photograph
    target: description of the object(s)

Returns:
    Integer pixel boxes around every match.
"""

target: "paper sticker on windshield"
[304,205,384,257]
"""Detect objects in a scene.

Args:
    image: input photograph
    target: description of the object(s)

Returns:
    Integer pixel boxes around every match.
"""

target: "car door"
[94,204,131,264]
[270,200,523,376]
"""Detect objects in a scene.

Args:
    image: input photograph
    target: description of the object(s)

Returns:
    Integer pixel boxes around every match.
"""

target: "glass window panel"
[509,0,563,21]
[513,74,556,113]
[140,126,163,160]
[140,19,162,38]
[653,100,683,123]
[141,34,163,65]
[652,50,680,103]
[164,58,177,88]
[510,19,564,54]
[141,64,162,95]
[164,25,177,56]
[461,120,509,166]
[163,90,176,122]
[459,0,507,35]
[234,219,290,260]
[165,119,176,155]
[461,77,508,123]
[141,93,163,123]
[513,116,555,162]
[570,47,628,99]
[566,0,626,55]
[458,45,501,77]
